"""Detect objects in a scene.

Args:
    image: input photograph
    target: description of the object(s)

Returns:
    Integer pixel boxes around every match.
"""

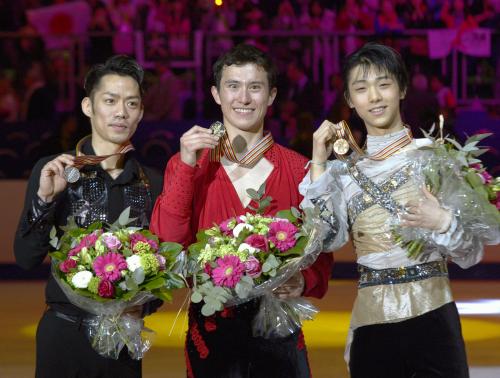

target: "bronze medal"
[64,166,80,183]
[333,138,350,155]
[209,121,225,138]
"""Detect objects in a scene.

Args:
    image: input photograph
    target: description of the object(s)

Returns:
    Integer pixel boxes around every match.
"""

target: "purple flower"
[102,234,122,251]
[93,252,127,282]
[268,220,298,252]
[98,280,115,298]
[212,255,245,288]
[244,256,262,278]
[156,254,166,270]
[59,259,77,273]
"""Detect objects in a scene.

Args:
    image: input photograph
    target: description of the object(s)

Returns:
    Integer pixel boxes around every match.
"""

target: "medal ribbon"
[72,135,135,169]
[210,132,274,168]
[367,128,413,161]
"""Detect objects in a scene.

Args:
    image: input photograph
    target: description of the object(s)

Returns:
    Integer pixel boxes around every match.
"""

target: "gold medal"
[209,121,225,138]
[333,138,350,155]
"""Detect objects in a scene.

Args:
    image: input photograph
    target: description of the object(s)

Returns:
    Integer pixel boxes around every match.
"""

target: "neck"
[365,118,404,136]
[225,125,264,156]
[91,137,126,170]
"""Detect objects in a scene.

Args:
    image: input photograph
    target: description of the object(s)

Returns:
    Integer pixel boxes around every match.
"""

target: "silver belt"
[358,260,448,289]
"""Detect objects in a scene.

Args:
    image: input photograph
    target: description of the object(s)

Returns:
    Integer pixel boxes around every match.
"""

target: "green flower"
[94,240,106,255]
[134,241,153,254]
[87,276,100,294]
[139,252,160,275]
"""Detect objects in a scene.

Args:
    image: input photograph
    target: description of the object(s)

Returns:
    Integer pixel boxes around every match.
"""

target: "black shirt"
[14,141,163,316]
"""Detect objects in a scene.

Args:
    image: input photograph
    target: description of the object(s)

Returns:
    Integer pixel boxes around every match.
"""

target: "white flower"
[71,271,93,289]
[237,243,258,255]
[233,223,254,238]
[126,255,142,272]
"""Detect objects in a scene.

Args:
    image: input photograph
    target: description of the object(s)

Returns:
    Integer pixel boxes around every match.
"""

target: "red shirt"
[150,144,333,298]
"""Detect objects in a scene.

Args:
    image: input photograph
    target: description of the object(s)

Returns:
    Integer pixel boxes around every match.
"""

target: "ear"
[344,93,354,109]
[81,97,92,118]
[267,87,277,106]
[211,86,221,105]
[400,89,407,100]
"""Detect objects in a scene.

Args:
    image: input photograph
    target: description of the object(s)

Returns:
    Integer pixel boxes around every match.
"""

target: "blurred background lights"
[215,0,223,6]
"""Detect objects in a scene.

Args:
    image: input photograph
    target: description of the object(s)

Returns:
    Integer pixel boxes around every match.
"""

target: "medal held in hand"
[64,166,81,183]
[333,138,349,155]
[209,121,225,138]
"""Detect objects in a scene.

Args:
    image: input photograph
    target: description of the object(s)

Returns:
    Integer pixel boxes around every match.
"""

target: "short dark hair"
[342,43,409,101]
[213,44,278,90]
[84,55,145,99]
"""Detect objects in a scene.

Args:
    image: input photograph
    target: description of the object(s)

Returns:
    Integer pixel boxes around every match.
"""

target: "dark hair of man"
[83,55,145,99]
[342,42,409,101]
[213,44,278,91]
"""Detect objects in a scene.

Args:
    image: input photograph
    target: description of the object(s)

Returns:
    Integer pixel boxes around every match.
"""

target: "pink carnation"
[479,170,493,185]
[130,233,158,252]
[59,259,77,273]
[102,234,122,250]
[219,218,236,236]
[212,255,245,288]
[244,256,262,278]
[98,280,115,298]
[268,220,298,252]
[244,234,269,252]
[93,252,127,282]
[69,231,101,256]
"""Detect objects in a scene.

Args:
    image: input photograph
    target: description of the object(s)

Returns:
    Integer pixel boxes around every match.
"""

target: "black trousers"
[185,300,311,378]
[35,309,141,378]
[349,302,469,378]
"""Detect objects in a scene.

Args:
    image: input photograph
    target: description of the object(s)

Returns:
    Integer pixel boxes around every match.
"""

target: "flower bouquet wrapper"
[52,261,157,360]
[391,145,500,260]
[189,210,326,339]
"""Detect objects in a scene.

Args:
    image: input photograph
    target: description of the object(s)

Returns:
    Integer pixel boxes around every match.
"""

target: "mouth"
[233,108,254,114]
[369,106,387,115]
[109,123,128,130]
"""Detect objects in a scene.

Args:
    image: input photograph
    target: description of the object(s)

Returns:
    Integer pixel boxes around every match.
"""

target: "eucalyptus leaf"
[201,303,216,316]
[132,268,145,285]
[191,291,203,303]
[246,188,260,200]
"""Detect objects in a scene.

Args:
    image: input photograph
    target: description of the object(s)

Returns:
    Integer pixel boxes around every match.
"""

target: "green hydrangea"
[66,273,76,286]
[139,252,160,275]
[134,241,153,254]
[197,243,246,265]
[87,276,100,294]
[94,240,106,255]
[115,229,130,244]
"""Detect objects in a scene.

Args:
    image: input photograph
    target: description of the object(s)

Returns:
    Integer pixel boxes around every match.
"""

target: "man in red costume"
[151,44,333,378]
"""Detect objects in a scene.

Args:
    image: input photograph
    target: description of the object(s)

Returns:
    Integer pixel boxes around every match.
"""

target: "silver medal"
[209,121,225,138]
[64,166,80,183]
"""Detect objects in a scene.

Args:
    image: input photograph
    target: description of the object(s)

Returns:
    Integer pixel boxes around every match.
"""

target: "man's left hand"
[273,272,305,299]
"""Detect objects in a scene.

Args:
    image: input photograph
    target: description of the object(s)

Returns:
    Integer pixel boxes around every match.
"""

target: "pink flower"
[480,170,493,185]
[69,231,101,256]
[268,220,298,252]
[59,259,77,273]
[102,234,122,250]
[495,192,500,210]
[244,234,269,252]
[244,256,262,278]
[469,163,482,171]
[98,280,115,298]
[219,218,236,236]
[130,233,158,252]
[204,262,213,276]
[212,255,245,288]
[93,252,127,282]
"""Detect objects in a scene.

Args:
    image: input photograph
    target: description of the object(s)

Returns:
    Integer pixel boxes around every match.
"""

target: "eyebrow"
[223,80,265,86]
[351,75,391,85]
[102,91,141,100]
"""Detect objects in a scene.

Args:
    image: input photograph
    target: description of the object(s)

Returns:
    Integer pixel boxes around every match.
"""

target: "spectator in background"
[166,0,191,58]
[272,0,298,31]
[21,61,56,122]
[336,0,374,54]
[403,72,439,137]
[430,75,457,120]
[88,0,114,65]
[0,73,19,122]
[375,0,405,34]
[143,61,182,121]
[109,0,135,54]
[286,59,322,118]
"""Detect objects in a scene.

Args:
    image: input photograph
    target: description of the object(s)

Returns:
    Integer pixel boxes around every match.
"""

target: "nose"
[115,102,129,119]
[238,87,251,104]
[368,85,382,103]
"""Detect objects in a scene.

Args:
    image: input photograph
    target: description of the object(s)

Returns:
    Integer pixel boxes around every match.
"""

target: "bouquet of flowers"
[187,185,324,338]
[49,207,186,359]
[393,127,500,259]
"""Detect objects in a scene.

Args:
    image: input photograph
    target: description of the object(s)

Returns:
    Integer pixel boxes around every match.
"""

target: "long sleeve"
[301,252,333,298]
[14,157,60,270]
[150,153,197,246]
[299,161,350,253]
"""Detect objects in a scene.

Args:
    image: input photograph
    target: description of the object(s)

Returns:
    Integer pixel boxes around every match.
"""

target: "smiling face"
[346,64,405,136]
[211,63,277,136]
[81,74,143,150]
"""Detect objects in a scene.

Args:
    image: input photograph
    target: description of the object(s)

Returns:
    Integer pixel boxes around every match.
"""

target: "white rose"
[126,255,142,272]
[71,271,93,289]
[233,223,254,238]
[237,243,258,255]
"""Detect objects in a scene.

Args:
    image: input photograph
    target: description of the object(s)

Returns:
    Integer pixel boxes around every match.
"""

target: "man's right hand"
[310,120,341,181]
[37,154,75,203]
[180,125,220,167]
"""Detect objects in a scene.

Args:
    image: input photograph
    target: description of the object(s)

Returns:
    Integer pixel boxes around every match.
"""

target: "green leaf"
[278,236,308,257]
[191,291,203,303]
[275,209,297,222]
[118,207,131,226]
[159,242,183,255]
[257,182,266,197]
[465,171,484,188]
[49,251,66,262]
[291,207,301,219]
[122,289,139,301]
[201,303,216,316]
[140,276,165,291]
[152,288,173,302]
[246,188,260,200]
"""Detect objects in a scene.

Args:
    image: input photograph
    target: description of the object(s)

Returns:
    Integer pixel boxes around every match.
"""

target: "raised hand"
[180,125,220,167]
[310,120,341,181]
[401,187,452,233]
[37,154,76,203]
